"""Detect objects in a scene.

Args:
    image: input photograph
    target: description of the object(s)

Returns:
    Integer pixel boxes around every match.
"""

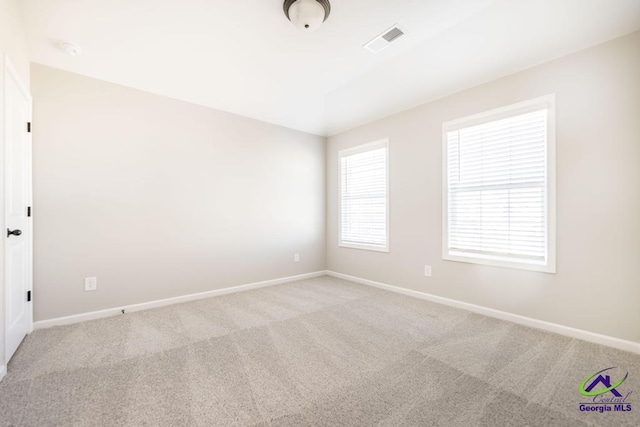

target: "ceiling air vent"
[364,24,405,54]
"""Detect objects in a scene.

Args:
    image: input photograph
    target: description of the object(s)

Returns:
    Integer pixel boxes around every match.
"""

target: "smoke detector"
[60,42,82,56]
[284,0,331,31]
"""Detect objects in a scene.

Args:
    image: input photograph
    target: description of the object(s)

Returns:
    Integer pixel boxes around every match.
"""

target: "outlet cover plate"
[85,277,97,291]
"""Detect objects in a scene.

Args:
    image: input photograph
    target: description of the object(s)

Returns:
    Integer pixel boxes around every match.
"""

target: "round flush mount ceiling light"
[60,41,82,56]
[284,0,331,31]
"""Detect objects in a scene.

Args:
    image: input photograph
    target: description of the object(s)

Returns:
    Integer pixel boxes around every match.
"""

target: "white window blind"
[444,97,555,272]
[339,140,388,252]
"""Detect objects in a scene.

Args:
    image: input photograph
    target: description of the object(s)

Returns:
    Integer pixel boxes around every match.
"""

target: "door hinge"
[27,206,31,217]
[27,290,31,302]
[27,122,31,133]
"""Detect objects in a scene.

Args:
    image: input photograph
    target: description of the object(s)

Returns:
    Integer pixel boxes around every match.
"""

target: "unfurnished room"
[1,0,640,426]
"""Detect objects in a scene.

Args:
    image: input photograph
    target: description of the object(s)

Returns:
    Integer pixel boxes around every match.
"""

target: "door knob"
[7,228,22,237]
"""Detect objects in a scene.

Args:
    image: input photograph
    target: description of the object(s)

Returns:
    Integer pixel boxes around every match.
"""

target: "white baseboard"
[0,365,6,383]
[34,271,326,330]
[327,271,640,355]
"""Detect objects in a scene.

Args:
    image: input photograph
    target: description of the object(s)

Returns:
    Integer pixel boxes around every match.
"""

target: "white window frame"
[442,95,556,273]
[339,138,390,253]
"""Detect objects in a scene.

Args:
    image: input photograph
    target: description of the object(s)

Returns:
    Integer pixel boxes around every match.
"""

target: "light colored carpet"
[1,275,638,426]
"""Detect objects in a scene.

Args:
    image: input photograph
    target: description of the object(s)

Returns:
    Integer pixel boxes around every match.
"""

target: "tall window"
[443,96,555,272]
[339,139,389,252]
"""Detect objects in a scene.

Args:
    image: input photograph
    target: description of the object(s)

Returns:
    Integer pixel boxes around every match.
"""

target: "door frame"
[2,54,33,364]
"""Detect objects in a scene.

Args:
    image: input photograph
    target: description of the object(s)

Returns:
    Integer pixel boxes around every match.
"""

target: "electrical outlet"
[294,253,300,263]
[85,277,97,291]
[424,266,432,277]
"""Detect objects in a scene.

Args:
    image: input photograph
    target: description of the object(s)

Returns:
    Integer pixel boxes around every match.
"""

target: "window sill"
[339,243,389,253]
[443,252,555,273]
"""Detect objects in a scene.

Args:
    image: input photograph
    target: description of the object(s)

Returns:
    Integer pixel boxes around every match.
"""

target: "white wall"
[0,0,30,372]
[327,31,640,343]
[31,64,326,321]
[0,0,30,83]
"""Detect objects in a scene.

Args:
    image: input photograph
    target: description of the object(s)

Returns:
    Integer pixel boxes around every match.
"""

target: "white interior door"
[4,56,32,362]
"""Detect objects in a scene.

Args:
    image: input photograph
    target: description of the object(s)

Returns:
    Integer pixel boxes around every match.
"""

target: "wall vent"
[364,25,405,54]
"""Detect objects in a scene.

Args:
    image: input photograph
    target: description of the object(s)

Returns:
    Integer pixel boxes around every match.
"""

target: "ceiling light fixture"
[283,0,331,32]
[60,41,82,56]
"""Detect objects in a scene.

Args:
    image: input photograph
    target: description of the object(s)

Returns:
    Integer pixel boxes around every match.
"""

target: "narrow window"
[339,139,389,252]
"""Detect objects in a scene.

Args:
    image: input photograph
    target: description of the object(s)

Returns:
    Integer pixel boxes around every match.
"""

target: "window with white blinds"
[339,139,389,252]
[443,96,556,272]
